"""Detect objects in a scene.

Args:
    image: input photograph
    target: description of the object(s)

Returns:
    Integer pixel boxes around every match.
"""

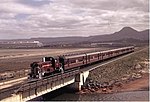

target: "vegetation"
[88,47,149,83]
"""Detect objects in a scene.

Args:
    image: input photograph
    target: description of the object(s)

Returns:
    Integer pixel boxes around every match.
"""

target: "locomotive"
[29,46,134,79]
[29,56,64,79]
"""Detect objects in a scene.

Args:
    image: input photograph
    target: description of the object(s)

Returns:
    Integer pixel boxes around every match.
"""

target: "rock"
[132,73,142,79]
[109,80,115,85]
[108,85,113,90]
[128,76,135,81]
[87,83,91,89]
[131,73,138,79]
[96,83,101,88]
[82,88,88,92]
[91,83,96,88]
[89,88,95,92]
[89,79,94,83]
[101,82,109,88]
[102,88,107,92]
[135,64,142,69]
[94,86,99,91]
[114,82,123,87]
[121,76,131,83]
[121,77,128,81]
[138,70,147,74]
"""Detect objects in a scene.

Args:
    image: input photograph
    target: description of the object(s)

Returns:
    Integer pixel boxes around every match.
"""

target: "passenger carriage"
[29,46,135,79]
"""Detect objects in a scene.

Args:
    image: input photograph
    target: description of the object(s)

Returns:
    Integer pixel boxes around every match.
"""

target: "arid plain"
[0,47,110,72]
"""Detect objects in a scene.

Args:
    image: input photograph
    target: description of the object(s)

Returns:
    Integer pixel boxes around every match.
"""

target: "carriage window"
[64,60,68,64]
[78,58,83,62]
[90,55,94,59]
[69,59,76,63]
[94,55,98,58]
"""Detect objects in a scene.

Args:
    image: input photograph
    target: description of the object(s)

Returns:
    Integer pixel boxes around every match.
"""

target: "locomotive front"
[29,61,55,79]
[28,56,65,79]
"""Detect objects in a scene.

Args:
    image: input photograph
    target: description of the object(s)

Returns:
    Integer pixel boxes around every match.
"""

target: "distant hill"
[31,27,149,44]
[89,27,149,42]
[0,27,149,45]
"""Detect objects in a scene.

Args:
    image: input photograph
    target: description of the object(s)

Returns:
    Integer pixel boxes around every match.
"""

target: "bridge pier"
[1,93,23,102]
[69,71,89,91]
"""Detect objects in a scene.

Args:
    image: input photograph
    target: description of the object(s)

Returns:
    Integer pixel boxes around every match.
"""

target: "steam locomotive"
[29,46,134,79]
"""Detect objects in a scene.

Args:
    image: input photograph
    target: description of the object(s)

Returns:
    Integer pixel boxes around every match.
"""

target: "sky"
[0,0,149,39]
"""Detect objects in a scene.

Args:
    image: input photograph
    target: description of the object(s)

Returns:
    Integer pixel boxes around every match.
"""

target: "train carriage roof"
[100,46,134,53]
[60,46,134,59]
[86,51,100,55]
[64,53,86,59]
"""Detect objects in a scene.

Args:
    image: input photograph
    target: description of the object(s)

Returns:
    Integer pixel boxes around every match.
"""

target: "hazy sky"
[0,0,149,39]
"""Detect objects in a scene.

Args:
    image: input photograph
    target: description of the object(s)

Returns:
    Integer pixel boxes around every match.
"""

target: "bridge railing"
[19,69,79,92]
[0,84,20,100]
[0,69,79,100]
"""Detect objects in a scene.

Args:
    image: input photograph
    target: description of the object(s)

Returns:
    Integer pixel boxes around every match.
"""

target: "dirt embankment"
[120,73,149,92]
[79,47,149,94]
[79,73,149,94]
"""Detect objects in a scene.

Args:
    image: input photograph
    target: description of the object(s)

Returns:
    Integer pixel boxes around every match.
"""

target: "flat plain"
[0,47,110,72]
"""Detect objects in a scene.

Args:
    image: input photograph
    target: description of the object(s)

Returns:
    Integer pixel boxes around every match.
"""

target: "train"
[28,46,134,79]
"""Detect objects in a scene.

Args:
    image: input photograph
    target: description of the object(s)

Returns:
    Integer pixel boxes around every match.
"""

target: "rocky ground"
[79,73,149,94]
[79,47,149,94]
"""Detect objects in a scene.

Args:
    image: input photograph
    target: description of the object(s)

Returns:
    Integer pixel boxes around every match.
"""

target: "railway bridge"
[1,68,89,102]
[0,47,136,102]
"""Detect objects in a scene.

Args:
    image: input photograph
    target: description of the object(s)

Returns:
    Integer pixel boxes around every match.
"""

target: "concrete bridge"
[0,49,139,102]
[1,69,89,102]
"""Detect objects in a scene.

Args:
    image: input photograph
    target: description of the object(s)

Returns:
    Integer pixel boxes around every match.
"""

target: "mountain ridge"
[87,27,149,42]
[0,27,149,44]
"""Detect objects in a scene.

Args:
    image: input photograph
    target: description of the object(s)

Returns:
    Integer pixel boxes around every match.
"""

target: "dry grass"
[88,46,149,83]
